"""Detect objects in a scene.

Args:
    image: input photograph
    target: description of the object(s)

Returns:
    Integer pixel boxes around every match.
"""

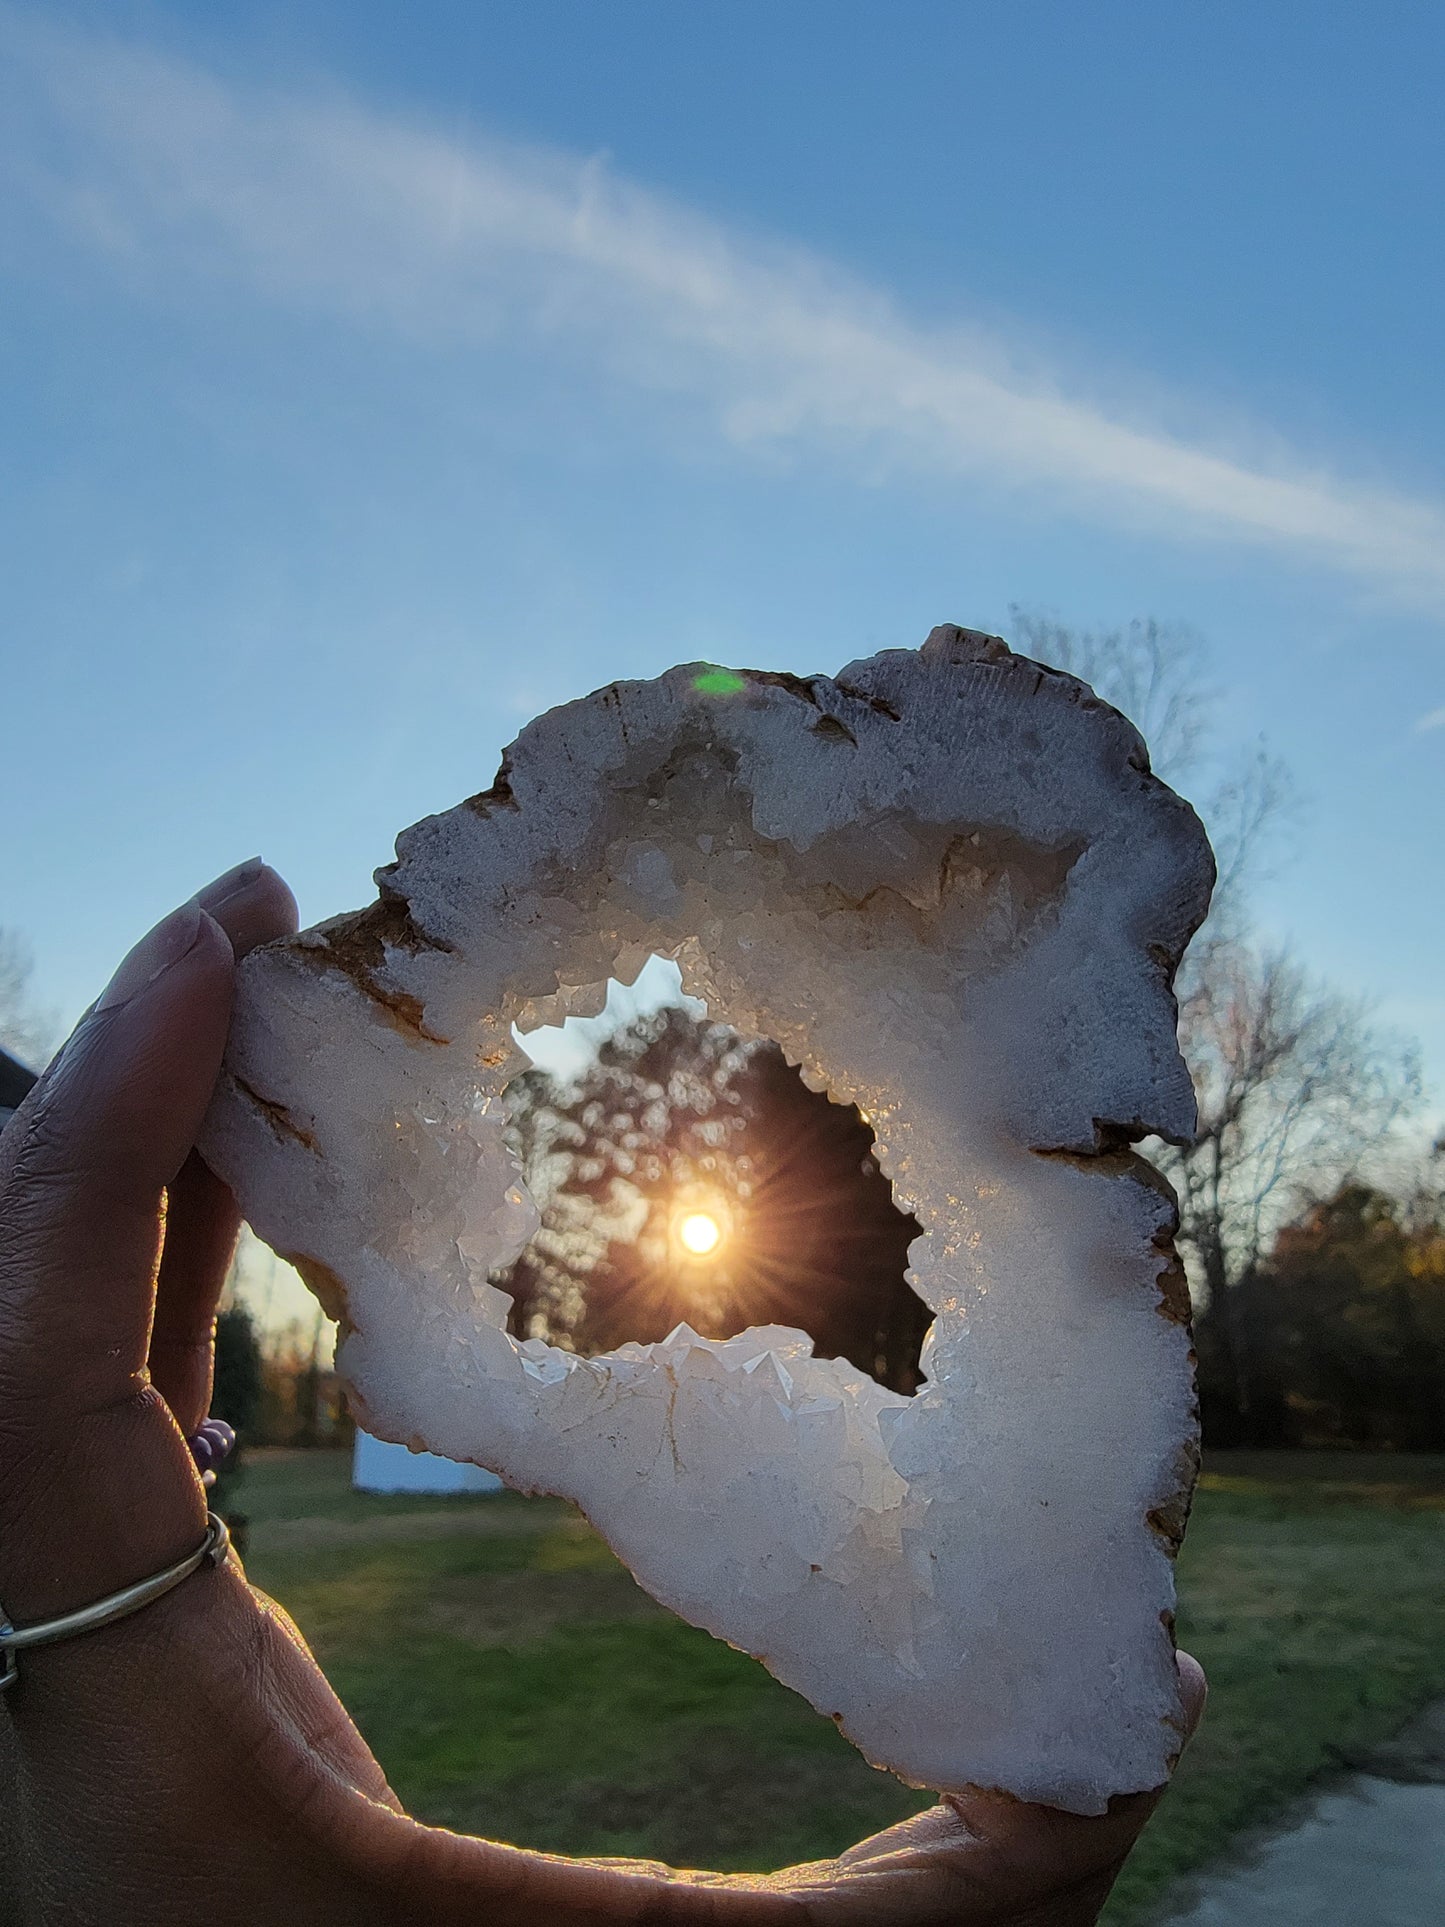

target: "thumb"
[942,1651,1209,1920]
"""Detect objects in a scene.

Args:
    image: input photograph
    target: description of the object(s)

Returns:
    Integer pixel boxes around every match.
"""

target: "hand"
[0,866,1205,1925]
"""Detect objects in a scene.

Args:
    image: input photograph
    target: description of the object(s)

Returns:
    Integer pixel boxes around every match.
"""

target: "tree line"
[210,1302,352,1451]
[493,992,1441,1449]
[1,616,1435,1451]
[495,614,1434,1448]
[1016,612,1429,1448]
[499,1005,929,1393]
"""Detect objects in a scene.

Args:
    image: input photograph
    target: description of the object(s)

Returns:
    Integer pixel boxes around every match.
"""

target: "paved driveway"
[1156,1702,1445,1926]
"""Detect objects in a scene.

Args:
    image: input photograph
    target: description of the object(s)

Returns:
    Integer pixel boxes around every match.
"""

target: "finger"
[149,1152,240,1434]
[1175,1648,1208,1735]
[931,1650,1209,1915]
[0,901,235,1428]
[197,856,299,968]
[0,900,240,1615]
[150,863,298,1430]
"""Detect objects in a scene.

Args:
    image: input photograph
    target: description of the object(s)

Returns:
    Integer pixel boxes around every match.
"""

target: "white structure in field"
[352,1430,503,1495]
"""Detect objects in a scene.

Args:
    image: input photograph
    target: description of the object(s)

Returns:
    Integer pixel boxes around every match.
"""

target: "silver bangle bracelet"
[0,1513,231,1693]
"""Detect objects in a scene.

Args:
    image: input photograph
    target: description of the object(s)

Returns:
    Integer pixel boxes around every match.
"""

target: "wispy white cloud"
[7,11,1445,608]
[1414,706,1445,734]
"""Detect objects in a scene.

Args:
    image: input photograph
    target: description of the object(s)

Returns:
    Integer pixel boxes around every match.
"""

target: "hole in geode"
[495,959,931,1395]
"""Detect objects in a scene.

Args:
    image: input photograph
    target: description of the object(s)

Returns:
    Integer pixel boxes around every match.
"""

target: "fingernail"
[95,901,206,1013]
[195,857,265,915]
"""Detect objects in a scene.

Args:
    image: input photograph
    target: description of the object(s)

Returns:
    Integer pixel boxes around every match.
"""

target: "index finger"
[0,903,234,1423]
[0,864,298,1420]
[0,867,293,1615]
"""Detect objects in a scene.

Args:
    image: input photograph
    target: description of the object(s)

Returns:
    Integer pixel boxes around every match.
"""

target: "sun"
[676,1210,723,1258]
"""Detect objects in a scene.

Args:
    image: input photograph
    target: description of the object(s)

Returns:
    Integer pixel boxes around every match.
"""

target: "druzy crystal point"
[200,626,1214,1812]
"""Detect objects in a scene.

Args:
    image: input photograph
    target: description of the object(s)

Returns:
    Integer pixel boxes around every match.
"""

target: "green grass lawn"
[231,1448,1445,1920]
[1106,1452,1445,1922]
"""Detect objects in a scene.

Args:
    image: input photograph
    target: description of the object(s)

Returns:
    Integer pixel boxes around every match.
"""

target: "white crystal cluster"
[200,625,1213,1812]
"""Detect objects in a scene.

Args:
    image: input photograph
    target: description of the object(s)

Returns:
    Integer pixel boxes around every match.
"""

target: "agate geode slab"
[200,625,1213,1813]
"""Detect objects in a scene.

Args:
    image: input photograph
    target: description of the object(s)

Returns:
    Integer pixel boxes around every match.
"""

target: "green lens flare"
[692,668,747,696]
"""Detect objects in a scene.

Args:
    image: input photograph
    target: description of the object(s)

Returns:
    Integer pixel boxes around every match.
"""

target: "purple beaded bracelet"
[187,1417,236,1487]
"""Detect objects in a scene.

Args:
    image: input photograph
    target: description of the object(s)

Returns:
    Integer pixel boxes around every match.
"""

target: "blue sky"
[2,1,1442,1122]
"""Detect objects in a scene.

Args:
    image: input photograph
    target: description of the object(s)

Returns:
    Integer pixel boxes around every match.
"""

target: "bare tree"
[1160,939,1421,1424]
[1008,607,1292,923]
[1007,610,1423,1434]
[1398,1135,1445,1243]
[1008,611,1216,780]
[0,928,58,1070]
